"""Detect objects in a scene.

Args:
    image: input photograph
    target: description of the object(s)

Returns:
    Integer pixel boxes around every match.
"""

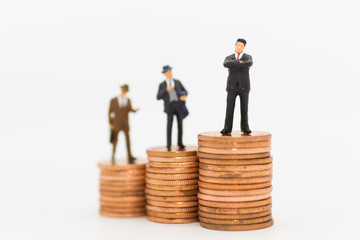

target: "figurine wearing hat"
[109,84,139,164]
[157,65,188,150]
[221,38,253,136]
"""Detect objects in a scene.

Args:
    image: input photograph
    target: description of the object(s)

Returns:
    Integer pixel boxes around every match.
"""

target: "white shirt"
[235,52,244,60]
[117,96,128,108]
[166,78,175,87]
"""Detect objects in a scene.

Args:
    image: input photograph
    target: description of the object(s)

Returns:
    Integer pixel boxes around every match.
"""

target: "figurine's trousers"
[167,102,183,147]
[223,87,250,131]
[112,129,132,159]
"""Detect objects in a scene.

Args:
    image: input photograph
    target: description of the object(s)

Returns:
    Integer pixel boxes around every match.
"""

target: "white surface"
[1,0,360,239]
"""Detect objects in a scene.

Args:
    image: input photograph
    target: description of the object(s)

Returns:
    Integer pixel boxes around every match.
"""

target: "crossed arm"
[223,55,253,68]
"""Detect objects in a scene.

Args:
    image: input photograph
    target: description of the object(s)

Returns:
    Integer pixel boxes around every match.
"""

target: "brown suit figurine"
[109,84,139,164]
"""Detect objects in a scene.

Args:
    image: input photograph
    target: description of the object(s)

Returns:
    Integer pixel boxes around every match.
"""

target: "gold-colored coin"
[198,146,271,155]
[146,167,198,174]
[146,204,198,213]
[100,201,145,208]
[146,172,199,180]
[198,131,271,143]
[198,210,271,220]
[198,140,271,148]
[100,174,145,181]
[199,204,272,214]
[100,170,145,176]
[198,181,271,190]
[146,178,198,186]
[198,197,272,208]
[199,214,272,225]
[146,200,198,208]
[100,195,146,202]
[145,188,198,197]
[147,210,198,219]
[99,183,145,190]
[198,152,270,160]
[198,192,271,202]
[200,219,274,231]
[145,194,198,202]
[147,146,197,157]
[146,183,198,191]
[199,169,272,178]
[199,163,273,172]
[198,186,272,197]
[148,156,199,163]
[148,161,199,168]
[100,206,145,213]
[100,211,145,218]
[147,216,198,224]
[199,175,272,184]
[98,162,146,171]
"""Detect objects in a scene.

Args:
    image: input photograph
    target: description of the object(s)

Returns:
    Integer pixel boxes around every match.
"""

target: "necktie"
[169,80,172,87]
[237,53,240,60]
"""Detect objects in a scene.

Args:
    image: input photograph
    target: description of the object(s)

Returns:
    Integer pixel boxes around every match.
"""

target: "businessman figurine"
[109,84,139,164]
[157,65,188,151]
[221,38,253,136]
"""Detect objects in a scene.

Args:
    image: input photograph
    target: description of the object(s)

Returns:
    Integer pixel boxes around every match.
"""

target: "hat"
[162,65,172,73]
[120,84,129,92]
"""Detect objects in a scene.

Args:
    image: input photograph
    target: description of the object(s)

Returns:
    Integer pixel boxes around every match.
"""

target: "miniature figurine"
[109,84,139,164]
[221,38,253,136]
[157,65,188,151]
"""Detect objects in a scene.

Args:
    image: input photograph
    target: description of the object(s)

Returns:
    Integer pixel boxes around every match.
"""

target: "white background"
[1,0,360,239]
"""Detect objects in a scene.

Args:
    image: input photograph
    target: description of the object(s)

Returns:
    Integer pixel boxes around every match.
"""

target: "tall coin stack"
[145,146,199,224]
[197,131,274,231]
[98,162,146,218]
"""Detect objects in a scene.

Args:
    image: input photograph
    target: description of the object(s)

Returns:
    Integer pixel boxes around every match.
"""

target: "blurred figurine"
[109,84,139,164]
[221,38,253,136]
[157,65,188,151]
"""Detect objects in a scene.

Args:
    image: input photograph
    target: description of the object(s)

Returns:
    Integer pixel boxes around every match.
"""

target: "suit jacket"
[157,79,188,114]
[223,53,253,91]
[109,97,136,132]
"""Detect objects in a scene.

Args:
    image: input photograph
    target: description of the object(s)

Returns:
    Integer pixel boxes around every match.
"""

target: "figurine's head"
[162,65,173,79]
[235,38,247,54]
[120,84,129,96]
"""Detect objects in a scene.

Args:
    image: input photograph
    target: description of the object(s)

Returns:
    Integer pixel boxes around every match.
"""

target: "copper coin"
[147,216,198,224]
[147,146,197,157]
[198,193,271,202]
[145,194,198,202]
[198,181,271,190]
[199,175,272,184]
[199,163,273,172]
[100,195,146,202]
[100,170,145,176]
[199,186,272,197]
[145,188,198,197]
[199,214,272,225]
[148,161,199,168]
[146,167,198,174]
[146,205,198,213]
[98,162,146,171]
[100,201,145,208]
[146,172,199,180]
[100,211,145,218]
[100,192,145,198]
[200,219,274,231]
[199,204,272,214]
[199,210,271,220]
[199,169,272,178]
[198,140,271,149]
[100,175,145,181]
[100,189,145,196]
[198,146,271,155]
[146,183,198,191]
[99,179,145,185]
[198,131,271,143]
[198,152,271,160]
[99,185,145,192]
[147,210,198,219]
[199,197,272,208]
[100,206,145,213]
[100,183,145,190]
[148,156,199,162]
[146,200,198,208]
[146,178,198,185]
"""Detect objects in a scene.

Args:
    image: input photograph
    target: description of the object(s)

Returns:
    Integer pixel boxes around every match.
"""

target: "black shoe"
[179,144,185,150]
[128,156,136,164]
[220,128,231,136]
[166,146,171,151]
[241,128,252,135]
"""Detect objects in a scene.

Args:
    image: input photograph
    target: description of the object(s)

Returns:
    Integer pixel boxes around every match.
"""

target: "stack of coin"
[145,146,199,224]
[98,162,146,218]
[197,131,274,231]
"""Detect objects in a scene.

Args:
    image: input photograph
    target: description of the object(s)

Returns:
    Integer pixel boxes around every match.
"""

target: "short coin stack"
[197,131,274,231]
[98,162,146,218]
[145,146,199,224]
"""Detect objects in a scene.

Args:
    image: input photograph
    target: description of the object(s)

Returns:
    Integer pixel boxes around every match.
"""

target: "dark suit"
[109,97,136,160]
[223,53,253,132]
[157,79,188,147]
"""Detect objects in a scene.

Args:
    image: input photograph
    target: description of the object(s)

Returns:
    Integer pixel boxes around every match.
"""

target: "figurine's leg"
[124,130,132,158]
[167,113,174,148]
[175,105,184,148]
[222,90,237,134]
[239,89,251,134]
[112,131,119,162]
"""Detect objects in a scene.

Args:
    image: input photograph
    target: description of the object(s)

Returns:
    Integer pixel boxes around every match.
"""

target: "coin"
[145,189,198,197]
[199,219,274,231]
[145,194,198,202]
[100,211,145,218]
[198,181,272,190]
[199,175,272,184]
[146,172,199,180]
[100,190,145,197]
[146,205,198,213]
[198,193,271,202]
[100,175,145,181]
[199,214,272,225]
[199,186,272,197]
[100,170,146,176]
[198,197,272,208]
[148,161,199,168]
[146,183,198,191]
[198,146,271,155]
[199,163,273,172]
[148,156,199,162]
[146,178,198,186]
[147,210,198,219]
[199,204,272,214]
[100,201,145,208]
[99,183,145,190]
[147,146,197,157]
[147,216,198,224]
[198,210,271,219]
[98,162,146,171]
[199,169,272,178]
[198,152,271,160]
[100,206,145,213]
[198,140,271,149]
[146,200,198,208]
[100,195,146,202]
[198,131,271,143]
[146,167,199,174]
